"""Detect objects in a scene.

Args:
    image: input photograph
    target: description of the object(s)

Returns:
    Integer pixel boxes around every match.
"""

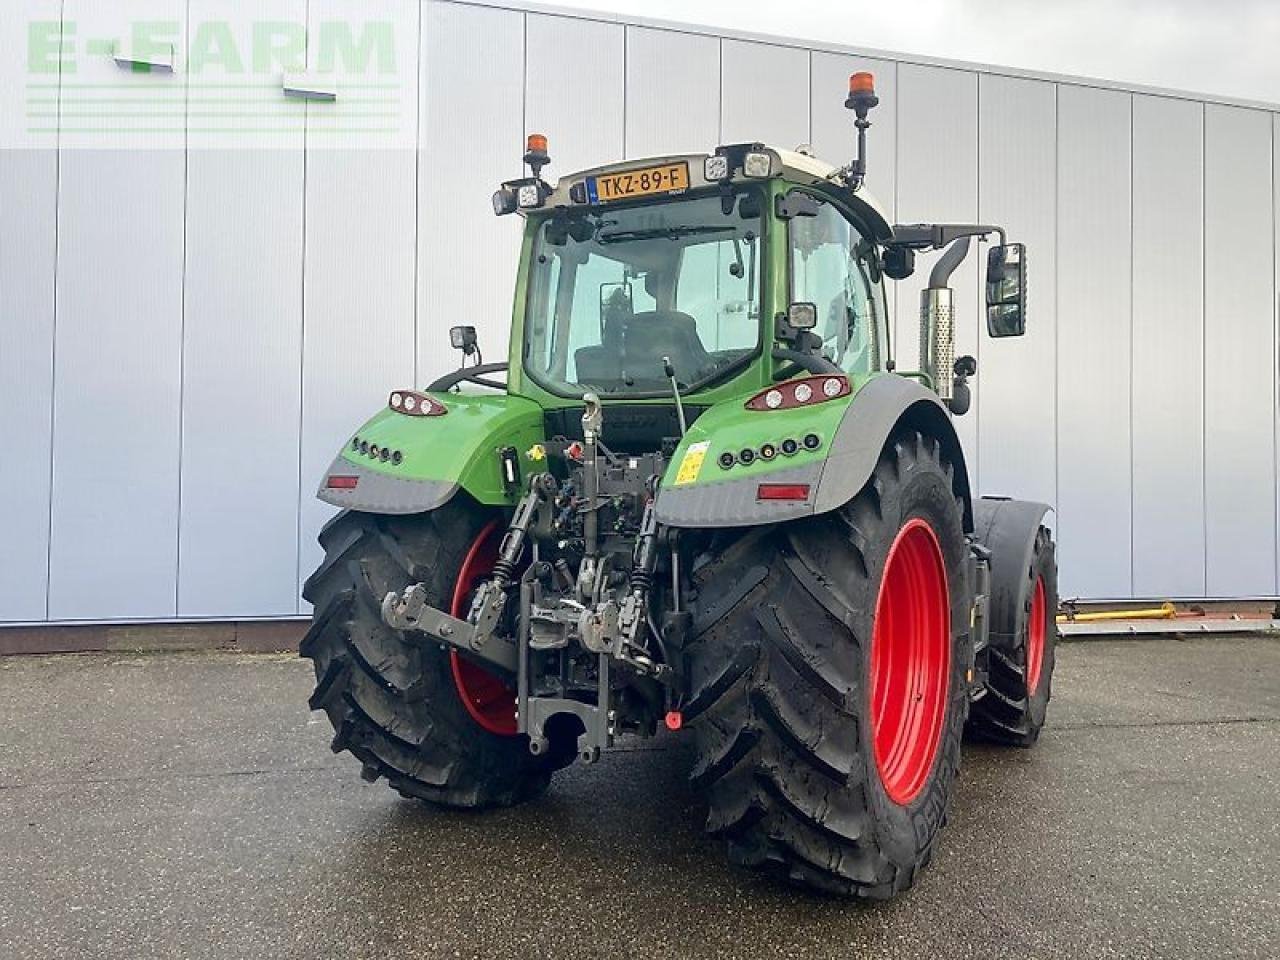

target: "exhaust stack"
[920,237,970,405]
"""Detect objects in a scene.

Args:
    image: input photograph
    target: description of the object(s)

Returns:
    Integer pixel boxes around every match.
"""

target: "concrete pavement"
[1,636,1277,959]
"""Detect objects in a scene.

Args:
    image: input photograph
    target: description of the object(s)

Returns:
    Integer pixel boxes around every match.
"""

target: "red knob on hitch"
[664,711,683,731]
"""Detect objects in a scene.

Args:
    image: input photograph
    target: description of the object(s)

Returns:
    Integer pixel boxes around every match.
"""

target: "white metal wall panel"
[8,0,1280,625]
[177,0,306,617]
[0,1,58,620]
[298,0,421,596]
[810,53,895,220]
[417,1,525,388]
[1203,105,1276,596]
[977,75,1057,512]
[48,0,187,620]
[525,15,624,178]
[625,27,720,159]
[720,40,810,150]
[1130,95,1204,597]
[1056,86,1132,599]
[721,40,808,151]
[895,65,980,480]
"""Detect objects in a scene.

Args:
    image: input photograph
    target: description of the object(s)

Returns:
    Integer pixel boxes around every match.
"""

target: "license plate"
[586,162,690,203]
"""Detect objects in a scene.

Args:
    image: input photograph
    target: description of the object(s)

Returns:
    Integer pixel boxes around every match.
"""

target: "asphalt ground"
[1,636,1277,960]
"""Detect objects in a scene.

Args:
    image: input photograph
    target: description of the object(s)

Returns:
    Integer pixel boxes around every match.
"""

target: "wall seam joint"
[412,0,424,387]
[1201,103,1208,596]
[1127,93,1135,596]
[294,0,314,615]
[174,0,192,617]
[43,0,68,620]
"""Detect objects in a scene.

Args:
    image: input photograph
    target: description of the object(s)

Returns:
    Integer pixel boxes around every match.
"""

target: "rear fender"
[813,375,974,532]
[316,393,545,515]
[655,374,974,531]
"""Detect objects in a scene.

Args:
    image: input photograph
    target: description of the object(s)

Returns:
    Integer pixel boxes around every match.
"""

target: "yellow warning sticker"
[674,441,710,485]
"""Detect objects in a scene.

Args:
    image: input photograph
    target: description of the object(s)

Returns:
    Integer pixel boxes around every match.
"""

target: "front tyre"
[966,524,1058,746]
[685,431,970,897]
[300,501,567,808]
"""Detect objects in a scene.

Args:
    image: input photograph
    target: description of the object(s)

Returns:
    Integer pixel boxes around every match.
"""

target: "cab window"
[788,196,887,375]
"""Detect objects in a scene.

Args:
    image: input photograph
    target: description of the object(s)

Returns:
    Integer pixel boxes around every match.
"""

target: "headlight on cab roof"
[517,183,543,208]
[492,187,517,216]
[742,151,772,178]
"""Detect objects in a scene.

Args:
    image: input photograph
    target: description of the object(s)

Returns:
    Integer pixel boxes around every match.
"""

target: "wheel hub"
[449,521,519,736]
[869,517,951,806]
[1026,575,1047,695]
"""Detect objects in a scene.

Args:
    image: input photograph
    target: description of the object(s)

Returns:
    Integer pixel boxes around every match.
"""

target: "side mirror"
[450,325,478,357]
[985,243,1026,337]
[775,189,823,219]
[882,245,915,280]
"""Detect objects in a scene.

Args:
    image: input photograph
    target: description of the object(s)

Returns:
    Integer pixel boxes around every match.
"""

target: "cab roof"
[534,144,892,241]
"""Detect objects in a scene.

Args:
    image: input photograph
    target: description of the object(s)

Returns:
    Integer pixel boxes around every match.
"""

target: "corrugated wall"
[1,0,1277,623]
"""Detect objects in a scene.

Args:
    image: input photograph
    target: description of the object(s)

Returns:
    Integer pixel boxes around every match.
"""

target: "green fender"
[654,374,973,531]
[316,392,545,515]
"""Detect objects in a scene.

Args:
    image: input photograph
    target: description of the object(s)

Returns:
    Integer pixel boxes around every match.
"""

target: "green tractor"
[301,72,1057,899]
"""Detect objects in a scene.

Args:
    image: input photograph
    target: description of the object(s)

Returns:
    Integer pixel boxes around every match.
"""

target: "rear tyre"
[300,501,568,808]
[684,431,970,898]
[966,526,1058,746]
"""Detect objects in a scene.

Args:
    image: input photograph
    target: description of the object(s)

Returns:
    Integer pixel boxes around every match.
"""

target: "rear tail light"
[757,483,811,501]
[746,375,850,411]
[389,390,446,416]
[326,475,359,490]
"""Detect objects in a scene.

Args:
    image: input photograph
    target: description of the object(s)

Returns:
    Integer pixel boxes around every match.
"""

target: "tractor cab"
[494,139,896,408]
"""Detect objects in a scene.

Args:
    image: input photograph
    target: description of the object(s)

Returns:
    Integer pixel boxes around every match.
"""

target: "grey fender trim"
[316,455,457,515]
[971,497,1052,637]
[815,375,975,531]
[654,462,823,527]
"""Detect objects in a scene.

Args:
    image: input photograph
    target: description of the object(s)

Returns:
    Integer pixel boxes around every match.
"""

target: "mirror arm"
[890,223,1005,250]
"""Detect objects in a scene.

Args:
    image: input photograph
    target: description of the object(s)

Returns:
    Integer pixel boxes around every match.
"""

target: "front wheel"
[966,524,1058,745]
[685,431,970,897]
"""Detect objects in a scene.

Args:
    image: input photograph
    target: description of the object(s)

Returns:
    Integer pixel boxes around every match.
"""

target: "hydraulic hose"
[771,348,841,375]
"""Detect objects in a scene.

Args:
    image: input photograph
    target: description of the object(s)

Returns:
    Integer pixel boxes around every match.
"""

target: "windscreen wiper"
[598,225,735,244]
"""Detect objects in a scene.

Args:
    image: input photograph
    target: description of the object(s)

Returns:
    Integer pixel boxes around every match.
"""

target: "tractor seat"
[575,310,712,386]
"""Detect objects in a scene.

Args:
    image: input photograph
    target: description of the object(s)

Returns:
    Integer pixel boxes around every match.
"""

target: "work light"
[517,183,542,208]
[742,151,771,178]
[703,155,730,181]
[492,187,517,216]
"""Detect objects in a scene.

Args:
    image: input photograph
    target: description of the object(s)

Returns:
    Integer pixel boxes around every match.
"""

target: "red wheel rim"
[869,518,951,806]
[1026,576,1047,696]
[448,521,518,736]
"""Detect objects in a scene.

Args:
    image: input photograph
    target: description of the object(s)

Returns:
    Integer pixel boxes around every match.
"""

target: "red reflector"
[664,711,683,731]
[326,475,359,490]
[757,483,811,501]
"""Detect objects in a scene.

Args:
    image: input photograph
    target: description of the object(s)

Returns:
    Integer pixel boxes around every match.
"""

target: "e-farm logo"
[22,18,408,144]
